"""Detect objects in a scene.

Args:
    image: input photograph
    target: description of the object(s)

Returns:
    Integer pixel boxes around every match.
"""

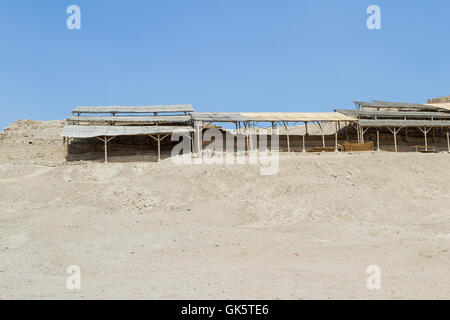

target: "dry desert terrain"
[0,120,449,299]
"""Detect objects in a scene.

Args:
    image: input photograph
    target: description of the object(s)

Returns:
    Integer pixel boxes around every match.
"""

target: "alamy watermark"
[66,265,81,290]
[367,5,381,30]
[170,128,280,176]
[66,5,81,30]
[366,265,381,290]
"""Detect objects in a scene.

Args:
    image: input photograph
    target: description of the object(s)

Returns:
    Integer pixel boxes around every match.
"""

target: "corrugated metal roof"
[72,105,194,114]
[61,125,194,138]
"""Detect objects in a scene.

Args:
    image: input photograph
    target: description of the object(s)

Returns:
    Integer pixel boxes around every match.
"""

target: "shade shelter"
[190,112,357,153]
[62,105,194,162]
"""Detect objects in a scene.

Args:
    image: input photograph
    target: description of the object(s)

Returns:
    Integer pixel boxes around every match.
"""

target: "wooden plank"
[336,109,450,119]
[359,120,450,128]
[72,105,194,114]
[68,115,191,123]
[61,125,194,138]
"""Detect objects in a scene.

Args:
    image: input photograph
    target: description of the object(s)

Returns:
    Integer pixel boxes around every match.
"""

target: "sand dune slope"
[1,150,450,299]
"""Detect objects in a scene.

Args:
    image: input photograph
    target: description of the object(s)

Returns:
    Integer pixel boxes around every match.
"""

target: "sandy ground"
[0,120,450,299]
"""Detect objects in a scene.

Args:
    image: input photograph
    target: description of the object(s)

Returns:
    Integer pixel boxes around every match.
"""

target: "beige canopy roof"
[62,125,194,138]
[240,112,356,122]
[191,112,356,122]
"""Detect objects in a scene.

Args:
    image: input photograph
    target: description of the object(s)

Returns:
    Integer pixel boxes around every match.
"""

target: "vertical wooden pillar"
[376,128,380,151]
[157,133,161,162]
[393,131,398,152]
[285,122,290,152]
[104,136,108,163]
[302,134,306,152]
[318,122,325,148]
[248,122,254,152]
[194,121,203,155]
[334,122,338,152]
[447,130,450,153]
[345,121,349,140]
[418,127,430,152]
[424,128,428,151]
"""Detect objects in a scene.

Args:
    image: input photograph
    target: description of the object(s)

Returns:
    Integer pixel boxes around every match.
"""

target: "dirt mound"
[427,95,450,103]
[0,120,65,164]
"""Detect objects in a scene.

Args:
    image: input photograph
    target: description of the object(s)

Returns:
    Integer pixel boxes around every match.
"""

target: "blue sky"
[1,0,449,130]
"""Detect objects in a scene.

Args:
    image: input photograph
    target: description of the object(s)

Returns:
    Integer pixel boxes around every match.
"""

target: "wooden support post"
[194,121,203,155]
[97,136,116,163]
[284,121,290,152]
[345,121,349,141]
[317,122,325,148]
[157,133,161,161]
[376,128,380,151]
[248,122,254,152]
[393,130,398,152]
[302,134,306,152]
[387,127,400,152]
[104,136,108,163]
[418,127,431,151]
[334,122,338,152]
[447,130,450,153]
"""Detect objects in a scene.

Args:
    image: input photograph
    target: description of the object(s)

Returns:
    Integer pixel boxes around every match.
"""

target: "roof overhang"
[61,125,194,138]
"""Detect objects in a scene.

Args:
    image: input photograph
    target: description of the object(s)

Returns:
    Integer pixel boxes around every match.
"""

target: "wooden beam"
[376,128,380,151]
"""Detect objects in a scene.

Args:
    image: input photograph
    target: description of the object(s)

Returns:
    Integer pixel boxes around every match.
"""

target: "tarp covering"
[62,125,194,138]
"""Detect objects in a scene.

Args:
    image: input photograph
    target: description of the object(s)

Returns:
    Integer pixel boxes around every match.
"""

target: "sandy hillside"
[0,120,450,299]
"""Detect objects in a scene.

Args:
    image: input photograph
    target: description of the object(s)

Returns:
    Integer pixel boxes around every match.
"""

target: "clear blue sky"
[1,0,449,130]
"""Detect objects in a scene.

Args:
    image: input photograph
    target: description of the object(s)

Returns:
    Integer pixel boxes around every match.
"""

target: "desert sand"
[0,120,449,299]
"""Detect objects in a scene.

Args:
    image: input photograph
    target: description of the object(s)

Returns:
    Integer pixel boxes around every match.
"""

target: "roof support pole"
[283,121,290,152]
[302,122,307,153]
[387,127,401,152]
[190,132,194,159]
[418,127,431,151]
[248,122,254,152]
[356,122,361,143]
[317,122,325,148]
[157,134,161,162]
[376,128,380,152]
[96,136,116,163]
[104,137,108,163]
[344,121,349,141]
[149,134,169,162]
[447,130,450,153]
[446,129,450,153]
[393,130,398,153]
[194,121,203,156]
[361,127,370,145]
[334,122,339,152]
